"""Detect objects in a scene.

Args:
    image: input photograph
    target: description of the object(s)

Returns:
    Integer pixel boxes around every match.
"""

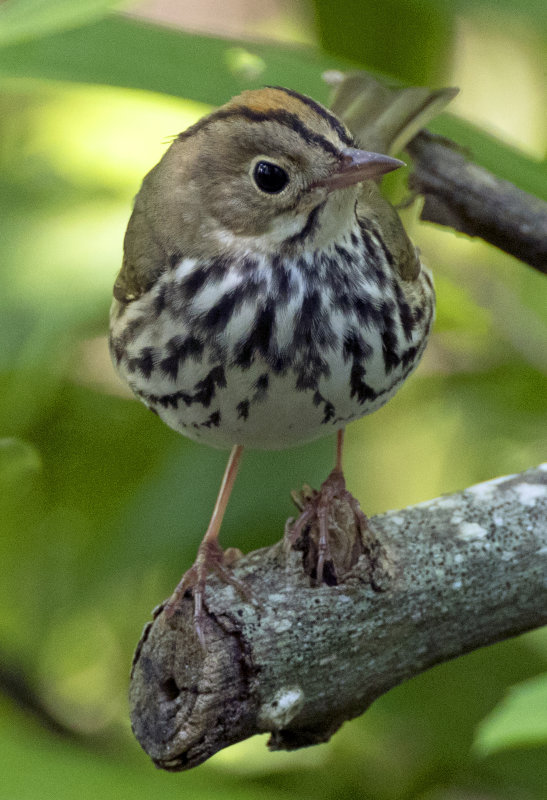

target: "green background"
[0,1,546,798]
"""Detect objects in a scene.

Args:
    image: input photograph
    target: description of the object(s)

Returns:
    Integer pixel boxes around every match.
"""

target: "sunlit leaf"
[1,16,543,199]
[0,0,127,47]
[447,0,547,27]
[0,16,341,105]
[38,609,124,734]
[474,674,547,755]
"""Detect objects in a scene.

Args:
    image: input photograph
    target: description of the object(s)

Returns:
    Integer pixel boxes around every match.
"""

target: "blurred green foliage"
[0,1,546,799]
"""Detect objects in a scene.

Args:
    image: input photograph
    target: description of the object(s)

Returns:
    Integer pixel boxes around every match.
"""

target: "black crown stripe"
[265,86,354,147]
[178,107,340,158]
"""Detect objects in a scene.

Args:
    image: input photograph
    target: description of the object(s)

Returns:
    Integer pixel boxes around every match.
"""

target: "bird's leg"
[164,444,249,647]
[290,429,370,583]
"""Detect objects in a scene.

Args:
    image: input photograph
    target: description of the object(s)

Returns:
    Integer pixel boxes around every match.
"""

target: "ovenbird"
[110,75,457,645]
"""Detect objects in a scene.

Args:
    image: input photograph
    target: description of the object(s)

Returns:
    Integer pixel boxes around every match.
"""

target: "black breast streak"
[371,263,390,289]
[233,301,276,370]
[254,373,269,396]
[285,201,325,246]
[135,364,227,411]
[393,281,416,341]
[234,372,270,423]
[291,290,334,391]
[322,400,336,423]
[237,399,250,420]
[349,362,378,404]
[323,251,360,300]
[200,410,221,428]
[312,389,336,424]
[253,302,276,356]
[381,330,401,372]
[267,352,292,374]
[191,270,266,344]
[271,256,292,304]
[295,358,329,391]
[178,266,209,299]
[159,334,204,380]
[174,257,256,318]
[153,283,168,315]
[357,222,379,261]
[112,313,151,352]
[333,292,353,313]
[321,253,342,289]
[354,297,383,329]
[350,351,422,408]
[401,345,418,369]
[295,289,338,349]
[334,243,356,267]
[379,300,402,373]
[201,291,239,332]
[294,289,319,347]
[126,347,157,379]
[342,328,373,363]
[208,256,232,282]
[193,365,227,406]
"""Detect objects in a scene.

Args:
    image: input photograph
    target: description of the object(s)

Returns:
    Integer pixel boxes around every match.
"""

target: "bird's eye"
[253,161,289,194]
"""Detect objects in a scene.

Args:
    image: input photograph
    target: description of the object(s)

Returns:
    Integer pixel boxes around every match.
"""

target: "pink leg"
[164,445,246,647]
[335,427,344,473]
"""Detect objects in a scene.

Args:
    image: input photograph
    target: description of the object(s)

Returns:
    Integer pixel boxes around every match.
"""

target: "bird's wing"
[326,71,458,156]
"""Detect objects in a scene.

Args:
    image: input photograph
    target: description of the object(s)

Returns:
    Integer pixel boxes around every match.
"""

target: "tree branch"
[129,464,547,771]
[407,131,547,273]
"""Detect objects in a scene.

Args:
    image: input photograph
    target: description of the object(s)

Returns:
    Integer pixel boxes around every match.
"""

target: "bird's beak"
[314,148,405,192]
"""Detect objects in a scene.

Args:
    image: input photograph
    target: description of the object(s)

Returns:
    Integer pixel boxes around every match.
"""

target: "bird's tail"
[324,71,458,156]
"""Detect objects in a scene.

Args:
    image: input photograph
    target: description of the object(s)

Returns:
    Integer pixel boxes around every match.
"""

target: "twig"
[407,131,547,273]
[129,464,547,771]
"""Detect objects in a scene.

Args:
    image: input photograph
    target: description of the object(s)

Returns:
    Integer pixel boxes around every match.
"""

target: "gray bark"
[129,464,547,771]
[407,131,547,273]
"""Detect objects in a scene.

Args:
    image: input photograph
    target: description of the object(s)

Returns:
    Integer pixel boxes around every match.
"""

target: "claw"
[164,538,253,650]
[289,468,370,584]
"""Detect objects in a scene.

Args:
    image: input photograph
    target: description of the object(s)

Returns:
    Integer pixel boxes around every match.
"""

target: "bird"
[109,73,457,646]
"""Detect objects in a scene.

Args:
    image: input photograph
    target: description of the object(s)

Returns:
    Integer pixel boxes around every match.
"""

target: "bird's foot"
[163,538,251,649]
[289,468,371,585]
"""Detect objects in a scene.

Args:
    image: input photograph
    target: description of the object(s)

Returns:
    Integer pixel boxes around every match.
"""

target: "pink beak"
[315,148,405,192]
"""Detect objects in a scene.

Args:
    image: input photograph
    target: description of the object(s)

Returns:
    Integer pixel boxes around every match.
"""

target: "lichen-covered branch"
[407,131,547,273]
[129,465,547,771]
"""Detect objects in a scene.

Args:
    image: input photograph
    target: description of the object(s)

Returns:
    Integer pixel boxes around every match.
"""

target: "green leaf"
[0,437,41,490]
[1,16,544,202]
[443,0,547,28]
[474,674,547,755]
[0,0,127,47]
[0,696,285,800]
[0,16,342,106]
[312,0,454,85]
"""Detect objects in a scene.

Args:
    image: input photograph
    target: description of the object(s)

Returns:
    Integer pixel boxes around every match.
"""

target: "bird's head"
[146,87,403,257]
